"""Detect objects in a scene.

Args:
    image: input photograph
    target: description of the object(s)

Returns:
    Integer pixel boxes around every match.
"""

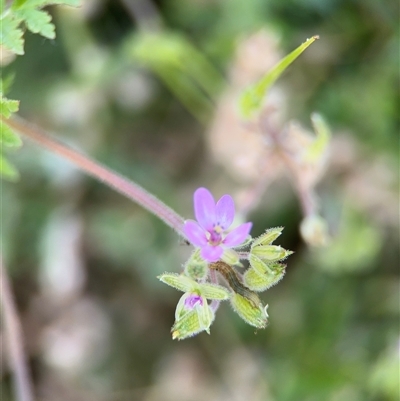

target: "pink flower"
[184,187,252,262]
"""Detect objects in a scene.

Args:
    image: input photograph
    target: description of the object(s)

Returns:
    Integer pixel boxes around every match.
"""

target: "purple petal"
[201,245,223,262]
[215,194,235,229]
[223,222,253,247]
[184,293,203,309]
[184,220,208,247]
[194,188,216,230]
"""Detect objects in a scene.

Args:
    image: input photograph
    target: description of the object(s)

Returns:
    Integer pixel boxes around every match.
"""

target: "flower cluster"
[159,187,292,340]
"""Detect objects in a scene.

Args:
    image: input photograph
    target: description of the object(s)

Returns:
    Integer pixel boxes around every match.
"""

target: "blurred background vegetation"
[1,0,398,400]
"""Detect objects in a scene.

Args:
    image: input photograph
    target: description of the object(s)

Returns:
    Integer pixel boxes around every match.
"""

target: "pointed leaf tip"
[240,35,319,119]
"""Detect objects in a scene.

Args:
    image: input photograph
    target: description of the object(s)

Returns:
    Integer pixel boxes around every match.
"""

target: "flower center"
[207,226,224,246]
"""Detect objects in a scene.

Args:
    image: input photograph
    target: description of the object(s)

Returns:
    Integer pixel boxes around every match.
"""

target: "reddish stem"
[3,116,186,235]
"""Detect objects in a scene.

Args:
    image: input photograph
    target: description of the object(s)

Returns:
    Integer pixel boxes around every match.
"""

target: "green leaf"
[240,35,319,119]
[127,31,222,123]
[0,96,20,118]
[0,14,25,55]
[11,0,28,9]
[0,123,22,148]
[15,7,55,39]
[0,154,19,181]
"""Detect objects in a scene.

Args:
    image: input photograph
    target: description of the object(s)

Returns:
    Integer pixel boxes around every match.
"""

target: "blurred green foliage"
[1,0,398,400]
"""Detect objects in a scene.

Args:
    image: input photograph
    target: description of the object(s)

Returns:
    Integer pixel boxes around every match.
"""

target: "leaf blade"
[240,35,319,119]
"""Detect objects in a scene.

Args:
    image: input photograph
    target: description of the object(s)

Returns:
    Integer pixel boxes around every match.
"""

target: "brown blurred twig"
[0,254,34,401]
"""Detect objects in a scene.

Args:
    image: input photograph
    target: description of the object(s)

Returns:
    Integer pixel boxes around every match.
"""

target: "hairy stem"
[3,115,186,235]
[0,254,34,401]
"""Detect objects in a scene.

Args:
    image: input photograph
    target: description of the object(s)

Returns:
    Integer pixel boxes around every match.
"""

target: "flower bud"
[249,254,269,275]
[244,263,285,292]
[251,227,284,247]
[300,214,330,247]
[184,250,208,280]
[251,245,293,261]
[230,293,268,329]
[172,293,214,340]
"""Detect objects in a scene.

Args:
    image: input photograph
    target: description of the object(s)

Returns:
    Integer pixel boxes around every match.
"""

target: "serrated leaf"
[0,14,25,55]
[240,35,319,119]
[0,96,20,118]
[0,123,22,148]
[15,8,55,39]
[0,154,19,181]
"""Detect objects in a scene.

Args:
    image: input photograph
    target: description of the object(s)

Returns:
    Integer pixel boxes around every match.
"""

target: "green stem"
[3,115,186,235]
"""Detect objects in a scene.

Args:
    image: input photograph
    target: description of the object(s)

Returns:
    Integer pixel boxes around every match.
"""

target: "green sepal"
[251,227,283,248]
[172,308,213,340]
[172,293,214,340]
[158,272,197,293]
[249,254,268,275]
[230,293,268,329]
[184,249,208,280]
[240,36,319,119]
[221,248,240,265]
[244,263,286,292]
[251,245,293,261]
[198,283,230,300]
